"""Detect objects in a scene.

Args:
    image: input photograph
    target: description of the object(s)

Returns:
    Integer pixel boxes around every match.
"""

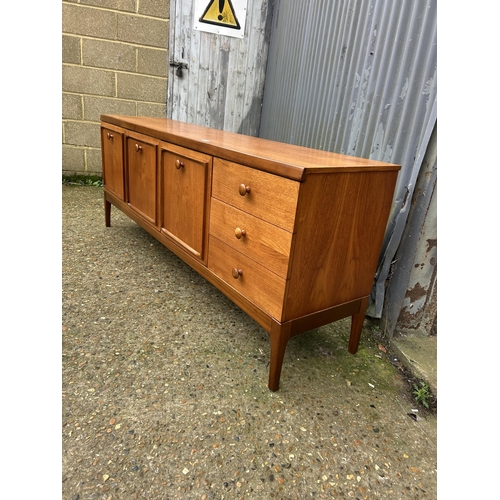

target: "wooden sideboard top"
[101,114,400,181]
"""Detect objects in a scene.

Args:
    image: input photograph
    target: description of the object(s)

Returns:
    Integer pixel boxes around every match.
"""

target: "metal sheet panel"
[382,124,437,337]
[260,0,437,317]
[167,0,273,136]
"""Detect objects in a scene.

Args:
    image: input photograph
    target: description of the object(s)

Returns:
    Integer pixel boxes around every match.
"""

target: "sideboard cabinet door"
[160,143,212,261]
[125,134,158,227]
[101,127,125,201]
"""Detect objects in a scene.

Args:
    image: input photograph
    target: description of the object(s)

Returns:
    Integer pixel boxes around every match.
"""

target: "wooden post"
[105,196,111,227]
[348,296,369,354]
[268,320,292,391]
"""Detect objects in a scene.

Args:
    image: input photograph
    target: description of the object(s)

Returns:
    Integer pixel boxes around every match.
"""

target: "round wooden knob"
[175,159,184,169]
[238,184,251,196]
[135,144,142,152]
[234,227,246,239]
[107,132,113,140]
[232,268,243,279]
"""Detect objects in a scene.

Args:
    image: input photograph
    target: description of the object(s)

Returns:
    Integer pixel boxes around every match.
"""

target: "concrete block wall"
[62,0,170,176]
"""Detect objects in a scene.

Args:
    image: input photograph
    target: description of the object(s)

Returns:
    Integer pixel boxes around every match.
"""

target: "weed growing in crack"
[413,381,431,409]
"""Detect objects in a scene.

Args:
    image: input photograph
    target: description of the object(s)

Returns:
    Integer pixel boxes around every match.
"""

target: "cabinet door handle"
[232,268,243,279]
[238,184,251,196]
[135,144,142,152]
[175,159,184,169]
[107,132,114,140]
[234,227,246,239]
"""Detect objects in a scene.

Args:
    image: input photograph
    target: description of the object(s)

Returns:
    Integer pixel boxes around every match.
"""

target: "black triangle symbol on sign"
[199,0,241,30]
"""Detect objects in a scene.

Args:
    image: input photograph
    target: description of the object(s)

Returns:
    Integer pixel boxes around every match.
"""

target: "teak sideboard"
[100,114,400,391]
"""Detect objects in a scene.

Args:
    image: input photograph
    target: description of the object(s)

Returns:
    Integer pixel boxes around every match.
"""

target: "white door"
[167,0,273,136]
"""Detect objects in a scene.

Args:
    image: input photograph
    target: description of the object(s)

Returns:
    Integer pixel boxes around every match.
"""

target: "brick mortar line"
[63,62,168,80]
[62,95,167,107]
[81,94,85,121]
[62,2,169,22]
[63,144,101,151]
[63,33,169,52]
[63,118,101,125]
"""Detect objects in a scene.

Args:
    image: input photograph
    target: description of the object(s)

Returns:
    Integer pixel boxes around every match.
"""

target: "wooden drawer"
[209,198,292,279]
[212,158,299,231]
[208,236,286,321]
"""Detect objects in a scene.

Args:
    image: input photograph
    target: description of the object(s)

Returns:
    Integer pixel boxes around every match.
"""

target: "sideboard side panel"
[283,170,399,321]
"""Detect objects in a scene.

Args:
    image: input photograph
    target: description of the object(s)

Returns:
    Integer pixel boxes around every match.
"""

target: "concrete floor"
[62,185,437,499]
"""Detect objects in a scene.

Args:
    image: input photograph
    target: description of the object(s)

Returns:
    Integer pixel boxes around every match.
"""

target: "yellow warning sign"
[199,0,240,30]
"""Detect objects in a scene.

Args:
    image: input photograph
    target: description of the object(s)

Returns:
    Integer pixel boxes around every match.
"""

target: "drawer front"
[208,236,286,321]
[212,158,299,231]
[210,198,292,279]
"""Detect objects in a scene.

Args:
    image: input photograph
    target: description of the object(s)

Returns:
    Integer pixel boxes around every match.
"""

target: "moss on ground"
[63,174,103,186]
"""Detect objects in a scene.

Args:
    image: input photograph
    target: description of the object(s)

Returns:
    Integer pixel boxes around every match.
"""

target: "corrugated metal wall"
[259,0,437,318]
[167,0,273,136]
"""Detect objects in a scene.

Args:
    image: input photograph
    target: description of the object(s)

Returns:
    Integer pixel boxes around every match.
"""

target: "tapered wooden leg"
[105,196,111,227]
[348,296,369,354]
[268,320,292,391]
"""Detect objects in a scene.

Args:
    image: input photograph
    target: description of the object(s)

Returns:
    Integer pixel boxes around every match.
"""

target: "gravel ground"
[62,185,437,500]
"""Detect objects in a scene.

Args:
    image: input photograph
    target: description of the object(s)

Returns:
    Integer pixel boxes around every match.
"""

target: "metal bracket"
[170,61,189,77]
